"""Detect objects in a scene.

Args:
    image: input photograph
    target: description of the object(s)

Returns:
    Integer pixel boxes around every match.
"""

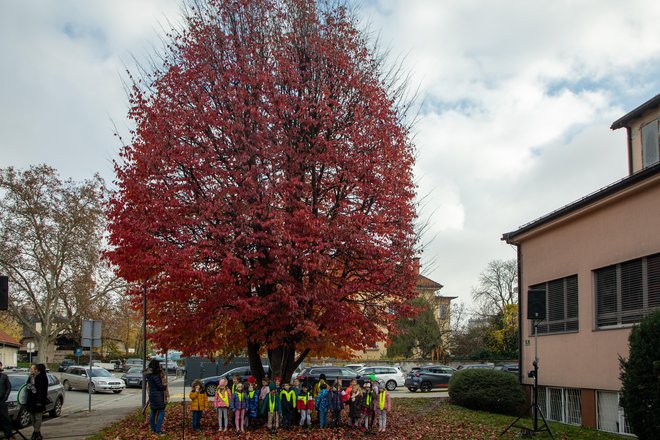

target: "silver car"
[6,373,65,428]
[60,366,125,393]
[356,365,406,391]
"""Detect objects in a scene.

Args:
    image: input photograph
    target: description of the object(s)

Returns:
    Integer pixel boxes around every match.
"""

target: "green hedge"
[448,369,526,415]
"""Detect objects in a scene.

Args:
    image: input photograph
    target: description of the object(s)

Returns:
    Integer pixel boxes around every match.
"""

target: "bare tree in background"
[0,165,121,362]
[471,259,518,317]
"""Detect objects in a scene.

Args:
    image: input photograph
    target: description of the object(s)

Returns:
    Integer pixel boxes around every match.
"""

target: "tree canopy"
[0,165,119,362]
[107,0,417,379]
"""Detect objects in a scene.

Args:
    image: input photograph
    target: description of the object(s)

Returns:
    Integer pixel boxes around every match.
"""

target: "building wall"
[518,174,660,392]
[0,346,19,367]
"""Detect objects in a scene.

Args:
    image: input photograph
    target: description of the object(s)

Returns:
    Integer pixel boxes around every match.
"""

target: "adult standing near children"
[0,361,14,440]
[26,364,48,440]
[146,359,168,435]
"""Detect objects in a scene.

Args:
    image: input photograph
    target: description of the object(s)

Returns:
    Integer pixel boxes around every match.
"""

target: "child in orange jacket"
[189,379,209,431]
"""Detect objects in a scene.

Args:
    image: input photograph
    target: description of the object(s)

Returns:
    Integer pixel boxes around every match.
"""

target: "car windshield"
[8,375,28,391]
[127,368,142,374]
[90,368,113,377]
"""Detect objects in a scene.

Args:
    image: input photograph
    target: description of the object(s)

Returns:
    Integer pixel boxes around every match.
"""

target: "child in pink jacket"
[213,378,232,431]
[375,384,391,432]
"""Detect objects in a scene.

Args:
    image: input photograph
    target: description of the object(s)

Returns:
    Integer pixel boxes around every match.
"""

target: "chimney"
[412,257,420,276]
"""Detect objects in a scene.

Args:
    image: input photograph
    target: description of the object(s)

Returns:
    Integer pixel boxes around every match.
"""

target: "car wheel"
[16,407,31,428]
[63,380,71,391]
[88,383,96,394]
[205,382,217,397]
[407,387,417,392]
[420,381,432,392]
[385,380,396,391]
[113,390,122,394]
[49,397,63,417]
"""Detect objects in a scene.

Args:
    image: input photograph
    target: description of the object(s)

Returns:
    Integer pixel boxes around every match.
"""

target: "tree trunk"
[36,329,51,364]
[263,343,310,383]
[247,341,266,383]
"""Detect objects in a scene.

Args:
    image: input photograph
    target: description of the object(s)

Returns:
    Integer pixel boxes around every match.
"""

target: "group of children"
[188,372,392,434]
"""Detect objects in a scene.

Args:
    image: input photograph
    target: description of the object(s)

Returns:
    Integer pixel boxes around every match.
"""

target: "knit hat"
[269,383,276,391]
[369,374,377,381]
[247,376,256,384]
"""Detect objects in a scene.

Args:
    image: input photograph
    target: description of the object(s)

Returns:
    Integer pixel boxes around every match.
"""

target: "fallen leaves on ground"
[99,399,515,440]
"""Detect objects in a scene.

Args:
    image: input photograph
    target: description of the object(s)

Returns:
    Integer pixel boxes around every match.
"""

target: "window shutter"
[620,259,643,323]
[548,279,565,332]
[647,254,660,309]
[595,266,617,327]
[566,275,578,331]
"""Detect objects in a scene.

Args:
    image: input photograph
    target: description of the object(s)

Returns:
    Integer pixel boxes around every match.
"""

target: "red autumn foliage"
[107,0,417,378]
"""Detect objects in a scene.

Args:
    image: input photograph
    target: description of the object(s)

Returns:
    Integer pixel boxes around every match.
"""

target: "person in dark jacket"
[0,361,14,440]
[146,359,167,435]
[26,364,48,440]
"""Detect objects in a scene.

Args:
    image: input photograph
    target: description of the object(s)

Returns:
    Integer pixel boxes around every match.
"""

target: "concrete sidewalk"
[15,405,139,440]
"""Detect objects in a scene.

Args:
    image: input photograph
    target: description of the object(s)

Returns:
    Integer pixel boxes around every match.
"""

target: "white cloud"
[1,0,659,307]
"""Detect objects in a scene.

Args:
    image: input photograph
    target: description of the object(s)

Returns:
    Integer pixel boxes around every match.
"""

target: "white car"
[357,365,406,391]
[61,366,126,394]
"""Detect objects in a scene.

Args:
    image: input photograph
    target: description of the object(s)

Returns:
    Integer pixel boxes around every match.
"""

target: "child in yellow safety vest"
[279,382,296,429]
[189,379,209,431]
[213,378,232,432]
[375,383,391,432]
[359,381,375,430]
[230,382,248,433]
[260,383,282,433]
[296,382,314,427]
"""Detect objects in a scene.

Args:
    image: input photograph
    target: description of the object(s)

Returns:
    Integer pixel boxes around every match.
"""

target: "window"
[439,304,448,320]
[538,387,581,425]
[641,118,659,168]
[597,391,633,434]
[595,253,660,328]
[529,275,579,334]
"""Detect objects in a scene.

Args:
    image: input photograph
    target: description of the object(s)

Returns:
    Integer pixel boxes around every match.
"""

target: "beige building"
[355,261,455,361]
[503,94,660,434]
[0,329,20,368]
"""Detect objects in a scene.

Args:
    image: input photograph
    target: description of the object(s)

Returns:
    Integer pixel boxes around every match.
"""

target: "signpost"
[75,347,83,365]
[26,342,35,364]
[81,320,102,412]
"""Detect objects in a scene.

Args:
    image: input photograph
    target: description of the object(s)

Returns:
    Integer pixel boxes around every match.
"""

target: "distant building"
[503,94,660,434]
[354,259,456,360]
[0,329,20,367]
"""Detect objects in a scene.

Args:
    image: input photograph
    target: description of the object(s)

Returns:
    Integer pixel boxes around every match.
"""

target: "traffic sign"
[75,347,83,356]
[26,342,35,353]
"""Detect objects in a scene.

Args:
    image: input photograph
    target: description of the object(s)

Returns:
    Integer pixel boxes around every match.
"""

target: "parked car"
[356,365,405,391]
[60,366,125,394]
[162,360,179,375]
[296,366,366,390]
[6,372,65,428]
[200,365,270,397]
[120,367,144,388]
[122,358,143,372]
[57,358,75,372]
[405,365,456,392]
[344,363,365,371]
[457,363,495,370]
[494,363,519,375]
[92,360,120,371]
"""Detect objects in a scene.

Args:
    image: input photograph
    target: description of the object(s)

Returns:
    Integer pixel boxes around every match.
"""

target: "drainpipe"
[516,244,523,387]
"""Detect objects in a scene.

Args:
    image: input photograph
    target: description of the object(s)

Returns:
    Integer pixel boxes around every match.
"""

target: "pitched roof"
[0,329,20,347]
[416,274,443,290]
[610,93,660,130]
[503,161,660,243]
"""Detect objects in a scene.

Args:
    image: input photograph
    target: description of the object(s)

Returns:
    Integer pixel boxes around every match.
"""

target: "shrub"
[448,369,526,415]
[619,310,660,440]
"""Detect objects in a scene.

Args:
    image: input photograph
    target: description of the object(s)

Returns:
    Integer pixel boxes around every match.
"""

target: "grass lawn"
[89,398,628,439]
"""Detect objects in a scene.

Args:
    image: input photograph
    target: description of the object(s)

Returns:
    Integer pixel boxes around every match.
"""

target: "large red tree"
[107,0,417,380]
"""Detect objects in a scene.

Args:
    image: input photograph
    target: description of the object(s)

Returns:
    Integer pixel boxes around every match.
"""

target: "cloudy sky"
[2,0,660,310]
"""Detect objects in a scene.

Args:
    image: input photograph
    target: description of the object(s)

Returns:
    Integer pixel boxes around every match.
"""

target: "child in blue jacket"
[315,383,330,428]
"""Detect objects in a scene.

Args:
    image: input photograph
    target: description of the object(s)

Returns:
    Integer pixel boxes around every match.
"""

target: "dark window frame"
[530,275,579,335]
[594,253,660,328]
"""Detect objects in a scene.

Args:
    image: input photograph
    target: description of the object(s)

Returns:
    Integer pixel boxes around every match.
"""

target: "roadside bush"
[619,310,660,440]
[448,369,526,415]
